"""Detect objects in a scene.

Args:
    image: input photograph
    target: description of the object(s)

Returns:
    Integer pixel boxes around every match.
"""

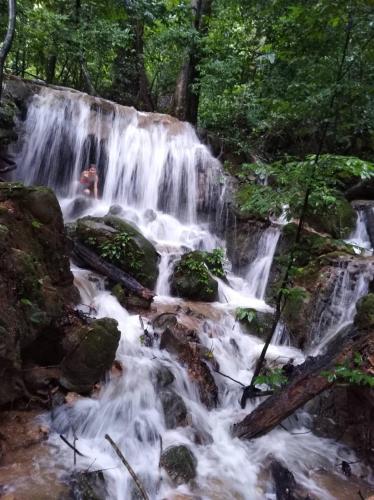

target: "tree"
[172,0,212,123]
[0,0,16,102]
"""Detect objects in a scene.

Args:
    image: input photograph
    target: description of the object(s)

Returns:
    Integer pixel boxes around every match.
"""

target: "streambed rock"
[160,325,218,409]
[160,445,197,485]
[72,215,159,289]
[170,250,220,302]
[0,182,78,406]
[60,318,121,393]
[160,390,188,429]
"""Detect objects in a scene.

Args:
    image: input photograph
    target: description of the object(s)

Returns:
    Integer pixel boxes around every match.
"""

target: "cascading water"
[12,86,372,499]
[346,209,372,252]
[244,225,281,300]
[309,259,374,354]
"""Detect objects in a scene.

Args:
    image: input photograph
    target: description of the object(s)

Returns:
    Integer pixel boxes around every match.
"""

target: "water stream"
[12,86,372,499]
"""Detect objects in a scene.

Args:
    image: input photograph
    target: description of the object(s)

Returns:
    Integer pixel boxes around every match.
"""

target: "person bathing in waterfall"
[79,164,99,199]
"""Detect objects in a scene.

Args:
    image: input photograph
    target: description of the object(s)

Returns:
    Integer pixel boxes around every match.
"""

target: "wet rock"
[160,390,188,429]
[170,251,219,302]
[239,310,274,341]
[69,471,106,500]
[160,445,197,485]
[23,365,61,394]
[108,204,124,216]
[73,215,159,289]
[305,195,356,239]
[226,218,269,272]
[160,328,218,409]
[143,208,157,222]
[65,196,93,219]
[60,318,121,393]
[111,283,153,311]
[155,365,175,388]
[354,293,374,330]
[270,460,315,500]
[153,312,178,333]
[0,183,78,405]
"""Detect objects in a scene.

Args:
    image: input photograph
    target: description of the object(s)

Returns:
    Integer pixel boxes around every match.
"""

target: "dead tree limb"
[60,434,86,458]
[72,240,154,302]
[105,434,149,500]
[232,331,372,440]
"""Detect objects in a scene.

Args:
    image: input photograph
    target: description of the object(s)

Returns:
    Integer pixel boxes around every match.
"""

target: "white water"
[12,87,371,499]
[309,260,374,355]
[245,226,281,300]
[346,209,372,252]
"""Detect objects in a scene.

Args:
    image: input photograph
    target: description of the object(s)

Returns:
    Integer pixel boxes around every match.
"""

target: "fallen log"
[72,240,154,302]
[232,330,373,440]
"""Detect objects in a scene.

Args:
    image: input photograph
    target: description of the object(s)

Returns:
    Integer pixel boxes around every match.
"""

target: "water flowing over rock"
[14,85,222,224]
[5,82,374,499]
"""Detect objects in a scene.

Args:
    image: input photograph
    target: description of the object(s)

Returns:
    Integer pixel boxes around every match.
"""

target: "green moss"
[354,294,374,330]
[75,216,159,289]
[170,251,219,302]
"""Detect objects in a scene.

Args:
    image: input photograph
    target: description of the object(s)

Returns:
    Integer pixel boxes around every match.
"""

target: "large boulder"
[305,196,356,239]
[160,445,197,485]
[73,215,159,289]
[0,183,78,406]
[60,318,121,393]
[170,251,220,302]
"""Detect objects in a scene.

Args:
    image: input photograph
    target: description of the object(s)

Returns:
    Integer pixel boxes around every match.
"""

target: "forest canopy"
[0,0,373,160]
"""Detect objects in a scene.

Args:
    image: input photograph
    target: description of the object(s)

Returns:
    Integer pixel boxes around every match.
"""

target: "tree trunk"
[172,0,212,124]
[72,240,154,301]
[0,0,16,103]
[232,330,373,440]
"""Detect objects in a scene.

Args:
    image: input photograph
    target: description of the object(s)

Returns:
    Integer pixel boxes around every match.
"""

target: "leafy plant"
[254,367,288,390]
[322,352,374,387]
[98,232,143,272]
[236,307,257,323]
[204,248,225,278]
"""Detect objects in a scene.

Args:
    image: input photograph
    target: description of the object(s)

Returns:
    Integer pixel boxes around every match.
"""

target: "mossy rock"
[60,317,121,393]
[354,294,374,331]
[305,196,356,239]
[160,445,197,485]
[239,310,274,341]
[74,215,159,289]
[170,251,219,302]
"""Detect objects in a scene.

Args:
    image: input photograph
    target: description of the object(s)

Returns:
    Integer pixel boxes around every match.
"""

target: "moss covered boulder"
[305,196,356,239]
[60,318,120,393]
[170,250,223,302]
[0,182,78,405]
[354,294,374,331]
[73,215,159,289]
[160,445,197,485]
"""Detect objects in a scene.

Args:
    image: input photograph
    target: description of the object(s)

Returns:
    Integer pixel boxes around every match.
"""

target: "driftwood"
[232,331,372,440]
[105,434,149,500]
[72,240,154,301]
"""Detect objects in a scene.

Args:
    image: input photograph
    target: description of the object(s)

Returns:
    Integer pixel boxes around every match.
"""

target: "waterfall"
[14,87,221,223]
[244,225,281,300]
[11,85,370,499]
[346,209,372,251]
[309,259,374,354]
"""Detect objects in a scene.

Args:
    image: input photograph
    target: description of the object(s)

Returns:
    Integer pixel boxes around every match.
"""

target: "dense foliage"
[0,0,372,160]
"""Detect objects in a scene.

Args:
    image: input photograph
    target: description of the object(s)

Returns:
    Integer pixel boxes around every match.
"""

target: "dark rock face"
[159,390,188,429]
[60,318,121,393]
[226,217,269,273]
[0,183,78,406]
[355,293,374,330]
[170,251,219,302]
[309,385,374,468]
[270,460,314,500]
[160,445,197,485]
[72,215,159,289]
[69,470,107,500]
[160,325,218,409]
